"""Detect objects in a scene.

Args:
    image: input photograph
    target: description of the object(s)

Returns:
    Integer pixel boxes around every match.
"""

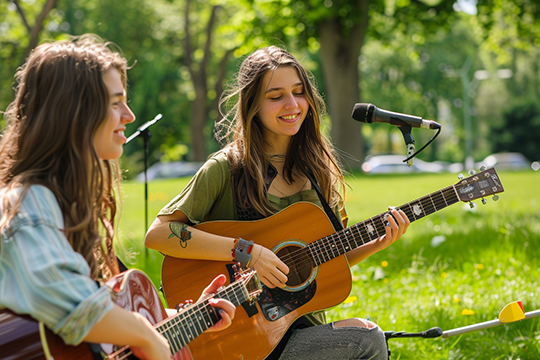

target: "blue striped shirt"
[0,185,113,345]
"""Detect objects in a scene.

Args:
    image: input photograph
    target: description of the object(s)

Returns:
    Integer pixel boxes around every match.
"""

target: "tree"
[250,0,459,170]
[181,0,235,161]
[0,0,58,115]
[491,99,540,162]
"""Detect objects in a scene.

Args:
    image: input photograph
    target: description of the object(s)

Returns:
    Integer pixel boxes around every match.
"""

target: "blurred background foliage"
[1,0,540,176]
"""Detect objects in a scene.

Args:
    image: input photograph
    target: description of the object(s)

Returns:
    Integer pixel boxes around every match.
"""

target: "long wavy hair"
[216,46,345,217]
[0,34,128,279]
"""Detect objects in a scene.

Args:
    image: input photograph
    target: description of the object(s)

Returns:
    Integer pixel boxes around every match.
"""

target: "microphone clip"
[399,126,415,167]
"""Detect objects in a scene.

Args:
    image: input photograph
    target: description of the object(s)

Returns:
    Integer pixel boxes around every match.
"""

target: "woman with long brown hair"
[0,34,234,360]
[145,46,410,359]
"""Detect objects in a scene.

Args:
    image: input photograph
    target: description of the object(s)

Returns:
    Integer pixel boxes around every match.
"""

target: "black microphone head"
[352,103,376,123]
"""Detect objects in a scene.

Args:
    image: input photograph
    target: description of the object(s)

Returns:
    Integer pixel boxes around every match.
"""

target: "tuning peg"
[469,202,476,208]
[480,166,486,171]
[493,194,499,201]
[481,198,487,205]
[468,169,476,175]
[458,173,465,180]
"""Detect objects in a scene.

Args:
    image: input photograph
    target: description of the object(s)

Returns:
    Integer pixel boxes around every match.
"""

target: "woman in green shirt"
[146,46,410,360]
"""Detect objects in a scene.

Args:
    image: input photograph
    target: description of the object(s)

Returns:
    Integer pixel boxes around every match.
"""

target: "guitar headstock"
[454,167,504,205]
[234,268,262,304]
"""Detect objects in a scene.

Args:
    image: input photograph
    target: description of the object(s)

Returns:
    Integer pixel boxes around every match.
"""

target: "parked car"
[136,161,203,181]
[361,154,446,174]
[475,152,532,171]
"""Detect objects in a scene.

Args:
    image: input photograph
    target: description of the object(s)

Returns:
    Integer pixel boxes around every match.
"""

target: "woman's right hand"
[128,313,171,360]
[249,244,289,288]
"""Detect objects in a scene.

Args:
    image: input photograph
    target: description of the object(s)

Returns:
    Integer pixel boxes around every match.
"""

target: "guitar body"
[0,310,94,360]
[0,269,193,360]
[161,202,352,360]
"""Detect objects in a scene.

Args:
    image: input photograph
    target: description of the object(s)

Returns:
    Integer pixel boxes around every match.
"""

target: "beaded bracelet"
[232,237,254,269]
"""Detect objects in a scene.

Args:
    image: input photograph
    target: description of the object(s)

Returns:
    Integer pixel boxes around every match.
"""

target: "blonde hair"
[217,46,345,216]
[0,34,128,279]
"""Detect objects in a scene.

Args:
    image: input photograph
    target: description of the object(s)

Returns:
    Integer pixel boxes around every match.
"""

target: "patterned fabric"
[0,185,113,345]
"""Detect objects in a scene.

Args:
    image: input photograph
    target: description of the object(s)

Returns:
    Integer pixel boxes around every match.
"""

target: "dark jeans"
[278,322,387,360]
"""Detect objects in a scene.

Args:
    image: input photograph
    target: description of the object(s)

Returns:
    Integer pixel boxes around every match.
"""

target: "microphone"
[125,114,163,144]
[351,103,441,130]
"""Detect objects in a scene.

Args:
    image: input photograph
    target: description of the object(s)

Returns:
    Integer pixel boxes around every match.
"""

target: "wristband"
[232,237,254,269]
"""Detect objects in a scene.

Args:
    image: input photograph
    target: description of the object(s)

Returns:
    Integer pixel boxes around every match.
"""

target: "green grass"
[117,170,540,359]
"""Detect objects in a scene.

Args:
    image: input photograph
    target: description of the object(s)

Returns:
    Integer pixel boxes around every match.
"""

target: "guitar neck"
[157,279,250,354]
[306,184,459,267]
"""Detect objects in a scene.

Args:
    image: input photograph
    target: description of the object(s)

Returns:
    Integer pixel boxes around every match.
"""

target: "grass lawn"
[117,169,540,359]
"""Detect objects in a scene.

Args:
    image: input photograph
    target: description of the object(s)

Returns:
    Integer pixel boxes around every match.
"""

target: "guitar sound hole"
[276,245,313,287]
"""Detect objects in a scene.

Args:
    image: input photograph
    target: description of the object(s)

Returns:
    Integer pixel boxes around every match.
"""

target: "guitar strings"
[274,185,461,277]
[109,280,250,359]
[275,170,498,278]
[159,279,248,353]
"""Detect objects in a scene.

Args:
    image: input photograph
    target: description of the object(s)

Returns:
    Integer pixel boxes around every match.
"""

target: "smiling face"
[257,65,309,152]
[93,68,135,160]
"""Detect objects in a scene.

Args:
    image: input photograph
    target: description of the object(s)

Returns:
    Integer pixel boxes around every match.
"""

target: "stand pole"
[125,114,162,261]
[142,129,150,259]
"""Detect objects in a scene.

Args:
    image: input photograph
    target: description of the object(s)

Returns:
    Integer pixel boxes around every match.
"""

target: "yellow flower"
[344,295,358,304]
[383,278,389,283]
[442,272,447,278]
[474,263,485,270]
[461,309,475,315]
[381,260,389,267]
[453,297,460,303]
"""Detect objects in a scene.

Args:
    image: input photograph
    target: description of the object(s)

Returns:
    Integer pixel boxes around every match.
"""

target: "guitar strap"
[306,171,344,232]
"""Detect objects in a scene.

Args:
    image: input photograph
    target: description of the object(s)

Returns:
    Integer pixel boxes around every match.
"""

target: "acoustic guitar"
[161,167,505,360]
[0,268,260,360]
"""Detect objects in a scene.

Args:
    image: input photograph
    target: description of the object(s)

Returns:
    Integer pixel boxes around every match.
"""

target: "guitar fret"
[349,226,364,248]
[404,202,417,221]
[196,306,211,331]
[194,310,206,335]
[420,195,435,215]
[310,242,323,266]
[338,229,350,255]
[328,234,339,259]
[364,218,379,240]
[429,194,437,213]
[204,305,219,328]
[185,313,197,343]
[321,237,331,263]
[163,317,184,353]
[176,319,190,349]
[440,189,449,207]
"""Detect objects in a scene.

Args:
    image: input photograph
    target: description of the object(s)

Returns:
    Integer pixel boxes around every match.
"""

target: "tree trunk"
[190,73,208,162]
[317,3,369,171]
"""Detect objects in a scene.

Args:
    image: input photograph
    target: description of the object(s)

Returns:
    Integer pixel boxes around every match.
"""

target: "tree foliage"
[491,98,540,162]
[1,0,540,173]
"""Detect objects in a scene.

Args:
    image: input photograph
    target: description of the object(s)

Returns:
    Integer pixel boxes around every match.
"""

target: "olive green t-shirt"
[159,151,347,325]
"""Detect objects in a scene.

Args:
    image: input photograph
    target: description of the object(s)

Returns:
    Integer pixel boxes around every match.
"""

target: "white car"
[476,152,531,171]
[361,155,446,174]
[136,161,203,181]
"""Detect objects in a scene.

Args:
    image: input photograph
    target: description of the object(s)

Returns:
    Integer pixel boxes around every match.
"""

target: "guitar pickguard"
[258,281,317,321]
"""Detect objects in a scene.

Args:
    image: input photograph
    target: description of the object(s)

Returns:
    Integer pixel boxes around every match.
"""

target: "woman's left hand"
[198,274,236,332]
[373,207,410,251]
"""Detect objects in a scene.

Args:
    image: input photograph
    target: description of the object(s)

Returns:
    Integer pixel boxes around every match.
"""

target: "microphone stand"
[398,125,415,167]
[125,114,162,260]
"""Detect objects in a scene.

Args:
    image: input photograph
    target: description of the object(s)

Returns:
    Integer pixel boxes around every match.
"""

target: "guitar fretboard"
[301,184,459,267]
[158,279,250,353]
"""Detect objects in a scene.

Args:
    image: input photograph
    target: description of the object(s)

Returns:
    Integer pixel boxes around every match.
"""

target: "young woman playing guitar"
[145,46,410,360]
[0,34,234,360]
